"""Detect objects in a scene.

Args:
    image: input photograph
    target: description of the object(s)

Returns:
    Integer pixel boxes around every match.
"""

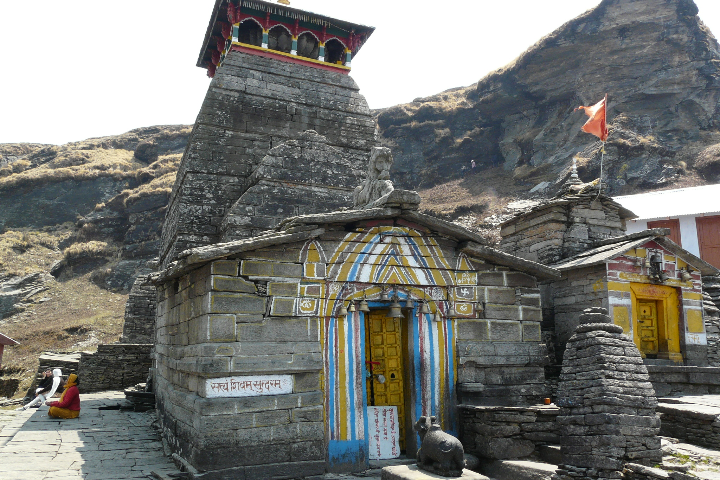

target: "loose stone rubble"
[553,307,662,480]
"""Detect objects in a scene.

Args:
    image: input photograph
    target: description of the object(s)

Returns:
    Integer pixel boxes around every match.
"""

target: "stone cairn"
[553,307,662,480]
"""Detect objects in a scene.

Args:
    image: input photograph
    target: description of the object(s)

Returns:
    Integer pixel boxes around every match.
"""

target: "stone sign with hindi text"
[203,375,293,398]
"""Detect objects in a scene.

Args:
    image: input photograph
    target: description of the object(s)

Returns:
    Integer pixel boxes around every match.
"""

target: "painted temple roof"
[0,333,19,346]
[153,202,561,283]
[552,228,720,276]
[198,0,375,69]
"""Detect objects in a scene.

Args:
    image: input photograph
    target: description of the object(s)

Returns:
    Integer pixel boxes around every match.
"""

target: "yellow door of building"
[365,310,406,449]
[638,301,659,355]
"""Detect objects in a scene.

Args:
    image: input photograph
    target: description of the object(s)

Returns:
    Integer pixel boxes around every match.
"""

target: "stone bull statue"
[414,415,465,477]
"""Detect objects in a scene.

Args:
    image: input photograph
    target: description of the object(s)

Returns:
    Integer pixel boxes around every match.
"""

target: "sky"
[1,0,720,145]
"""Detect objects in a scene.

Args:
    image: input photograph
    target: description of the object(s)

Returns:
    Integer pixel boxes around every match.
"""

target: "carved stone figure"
[353,147,394,209]
[414,415,465,477]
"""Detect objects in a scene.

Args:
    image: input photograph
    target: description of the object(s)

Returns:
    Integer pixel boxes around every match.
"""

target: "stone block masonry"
[459,405,559,460]
[552,307,661,480]
[121,274,157,344]
[159,51,376,268]
[78,344,152,393]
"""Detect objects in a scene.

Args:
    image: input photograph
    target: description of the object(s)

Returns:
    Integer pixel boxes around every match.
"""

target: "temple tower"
[160,0,376,267]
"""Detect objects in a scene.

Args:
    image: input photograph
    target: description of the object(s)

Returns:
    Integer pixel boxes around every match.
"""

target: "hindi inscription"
[204,375,293,398]
[367,406,400,460]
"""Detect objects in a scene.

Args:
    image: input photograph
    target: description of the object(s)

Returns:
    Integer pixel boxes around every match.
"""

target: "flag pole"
[596,93,609,201]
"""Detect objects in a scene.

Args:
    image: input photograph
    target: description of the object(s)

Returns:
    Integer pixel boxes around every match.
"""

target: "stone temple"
[150,1,561,477]
[138,1,720,479]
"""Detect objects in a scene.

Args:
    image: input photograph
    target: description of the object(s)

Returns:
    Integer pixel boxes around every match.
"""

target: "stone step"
[477,460,557,480]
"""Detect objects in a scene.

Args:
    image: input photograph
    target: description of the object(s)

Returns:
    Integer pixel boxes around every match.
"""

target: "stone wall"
[120,275,157,344]
[657,402,720,451]
[154,258,325,479]
[540,264,609,356]
[78,344,152,393]
[159,50,376,268]
[457,272,550,406]
[459,405,559,460]
[646,365,720,397]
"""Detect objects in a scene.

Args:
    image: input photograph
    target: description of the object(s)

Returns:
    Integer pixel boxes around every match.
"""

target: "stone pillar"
[553,307,662,480]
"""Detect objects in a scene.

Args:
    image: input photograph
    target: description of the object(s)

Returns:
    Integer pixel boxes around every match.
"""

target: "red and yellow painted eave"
[231,42,351,74]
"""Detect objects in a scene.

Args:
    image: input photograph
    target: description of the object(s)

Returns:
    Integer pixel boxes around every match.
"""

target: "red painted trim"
[230,45,349,74]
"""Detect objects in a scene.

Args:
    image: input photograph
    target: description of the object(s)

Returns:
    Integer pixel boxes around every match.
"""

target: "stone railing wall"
[459,405,560,460]
[78,344,152,392]
[657,402,720,450]
[120,276,157,344]
[646,365,720,397]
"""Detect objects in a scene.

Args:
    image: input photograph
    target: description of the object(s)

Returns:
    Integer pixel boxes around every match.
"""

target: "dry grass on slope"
[0,227,126,396]
[0,149,145,192]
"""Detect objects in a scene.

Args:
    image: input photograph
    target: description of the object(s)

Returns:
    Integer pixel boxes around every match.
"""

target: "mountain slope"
[378,0,720,195]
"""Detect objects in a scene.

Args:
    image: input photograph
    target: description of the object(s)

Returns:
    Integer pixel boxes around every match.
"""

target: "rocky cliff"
[378,0,720,195]
[0,126,191,292]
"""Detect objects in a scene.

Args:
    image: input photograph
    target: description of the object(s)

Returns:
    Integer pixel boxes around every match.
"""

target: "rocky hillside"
[378,0,720,197]
[0,126,191,393]
[3,0,720,393]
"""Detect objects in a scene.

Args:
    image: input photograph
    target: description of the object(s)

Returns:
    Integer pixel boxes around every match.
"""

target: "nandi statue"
[414,415,465,477]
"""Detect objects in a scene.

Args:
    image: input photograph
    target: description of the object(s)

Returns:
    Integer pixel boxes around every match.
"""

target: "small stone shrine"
[500,175,719,365]
[553,307,662,480]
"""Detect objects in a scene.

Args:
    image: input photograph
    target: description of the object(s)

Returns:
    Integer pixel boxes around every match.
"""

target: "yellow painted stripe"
[683,292,703,300]
[607,281,632,292]
[232,41,352,70]
[337,318,348,441]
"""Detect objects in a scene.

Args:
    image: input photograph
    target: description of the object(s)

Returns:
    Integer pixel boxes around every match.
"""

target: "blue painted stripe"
[347,235,383,281]
[328,318,336,439]
[360,311,369,444]
[428,315,436,417]
[348,313,356,441]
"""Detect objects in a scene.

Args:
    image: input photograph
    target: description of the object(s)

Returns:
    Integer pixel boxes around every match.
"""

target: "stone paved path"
[0,392,180,480]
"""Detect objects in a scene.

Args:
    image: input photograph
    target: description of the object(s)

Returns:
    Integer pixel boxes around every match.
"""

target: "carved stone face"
[369,147,393,180]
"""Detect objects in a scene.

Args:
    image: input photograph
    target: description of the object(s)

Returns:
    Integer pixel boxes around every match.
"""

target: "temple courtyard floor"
[1,392,720,479]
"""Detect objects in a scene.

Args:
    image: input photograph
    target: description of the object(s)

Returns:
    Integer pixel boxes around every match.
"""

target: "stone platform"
[0,391,180,480]
[381,465,489,480]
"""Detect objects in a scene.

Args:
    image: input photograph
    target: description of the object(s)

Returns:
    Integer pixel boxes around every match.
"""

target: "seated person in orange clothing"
[46,374,80,419]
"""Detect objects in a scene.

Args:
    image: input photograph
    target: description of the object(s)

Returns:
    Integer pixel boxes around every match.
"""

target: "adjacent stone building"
[500,180,719,365]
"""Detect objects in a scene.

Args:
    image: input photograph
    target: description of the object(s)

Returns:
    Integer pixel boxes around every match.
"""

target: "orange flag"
[576,94,609,142]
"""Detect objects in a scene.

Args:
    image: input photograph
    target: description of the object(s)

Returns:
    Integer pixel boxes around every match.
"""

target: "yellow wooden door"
[638,301,659,355]
[366,311,406,449]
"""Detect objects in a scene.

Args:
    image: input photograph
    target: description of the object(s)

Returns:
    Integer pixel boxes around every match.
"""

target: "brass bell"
[348,301,356,313]
[359,298,370,313]
[338,304,348,317]
[388,296,404,318]
[421,301,431,314]
[433,311,443,322]
[380,289,390,302]
[404,297,414,309]
[447,304,458,318]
